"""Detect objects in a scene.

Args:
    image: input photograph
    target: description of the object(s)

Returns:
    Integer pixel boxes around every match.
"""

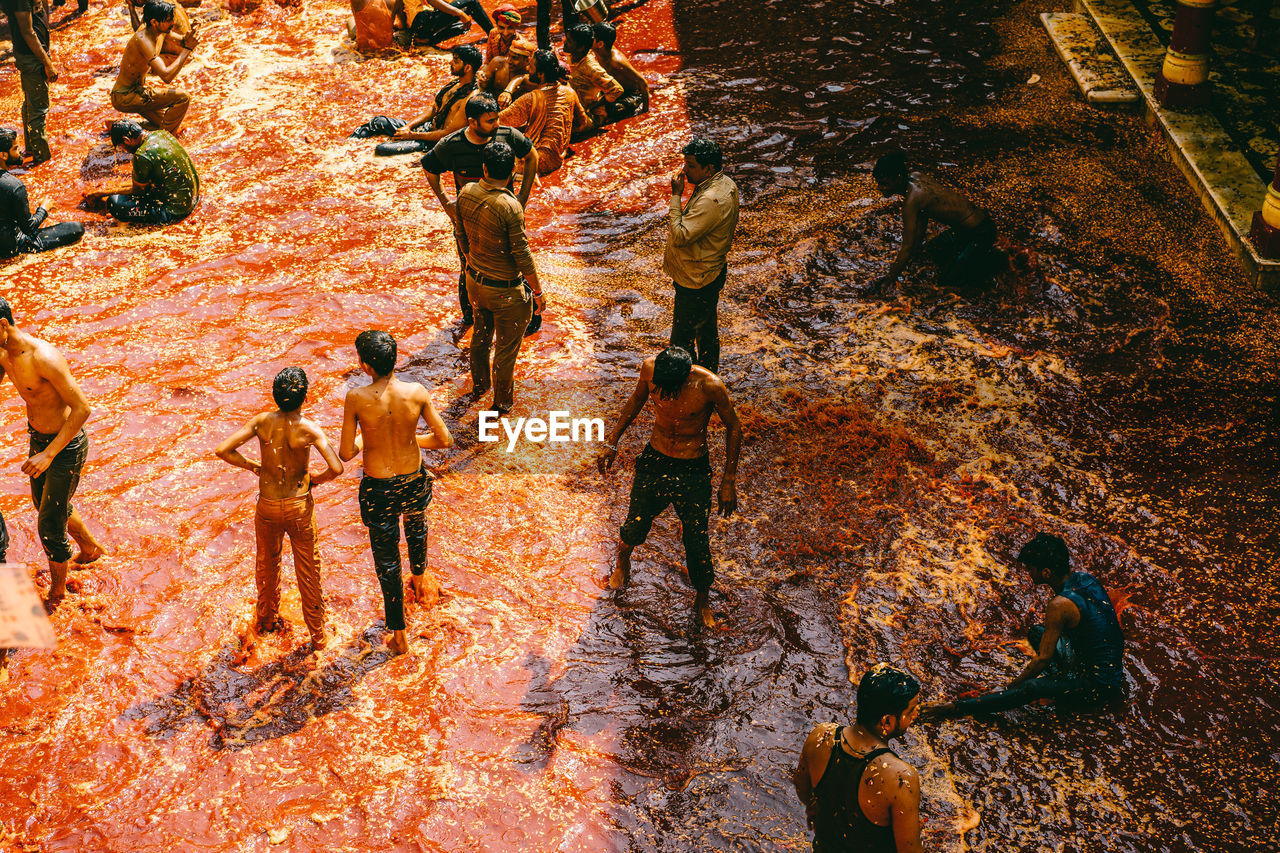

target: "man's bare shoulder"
[31,337,70,374]
[874,752,919,792]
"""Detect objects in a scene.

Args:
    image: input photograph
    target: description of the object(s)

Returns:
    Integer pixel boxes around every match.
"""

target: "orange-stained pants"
[254,493,324,641]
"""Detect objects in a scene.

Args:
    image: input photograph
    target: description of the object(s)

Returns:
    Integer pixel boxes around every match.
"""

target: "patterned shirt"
[133,131,199,218]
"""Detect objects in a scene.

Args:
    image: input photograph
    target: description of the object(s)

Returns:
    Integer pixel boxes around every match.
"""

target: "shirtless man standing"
[215,367,344,650]
[794,664,926,853]
[0,296,105,603]
[111,0,198,135]
[340,330,453,656]
[870,150,1003,292]
[597,346,741,628]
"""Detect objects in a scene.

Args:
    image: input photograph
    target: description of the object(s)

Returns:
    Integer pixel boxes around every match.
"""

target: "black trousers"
[107,194,184,225]
[359,468,431,632]
[535,0,578,48]
[411,0,493,43]
[2,222,85,257]
[950,624,1125,716]
[670,265,726,374]
[619,444,714,592]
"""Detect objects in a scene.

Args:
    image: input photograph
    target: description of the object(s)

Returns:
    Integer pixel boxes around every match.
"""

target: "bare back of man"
[599,48,648,109]
[905,170,984,231]
[235,412,336,499]
[0,316,105,600]
[340,343,452,656]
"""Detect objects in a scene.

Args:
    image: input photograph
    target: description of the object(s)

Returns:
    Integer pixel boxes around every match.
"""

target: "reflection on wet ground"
[1,0,1277,850]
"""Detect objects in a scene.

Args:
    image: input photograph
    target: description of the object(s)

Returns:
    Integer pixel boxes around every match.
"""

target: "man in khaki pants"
[456,140,545,413]
[216,368,343,650]
[111,0,198,134]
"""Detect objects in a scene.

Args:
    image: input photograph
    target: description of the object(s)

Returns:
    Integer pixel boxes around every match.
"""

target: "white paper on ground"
[0,563,56,648]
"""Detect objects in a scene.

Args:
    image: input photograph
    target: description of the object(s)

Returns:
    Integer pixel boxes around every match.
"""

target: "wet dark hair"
[872,150,908,184]
[565,24,594,51]
[855,664,920,727]
[591,21,617,49]
[272,367,308,412]
[465,92,500,121]
[453,44,484,74]
[109,119,144,147]
[1018,532,1071,578]
[355,330,397,377]
[652,346,693,399]
[682,136,722,171]
[143,0,175,24]
[482,140,515,180]
[532,49,567,84]
[0,127,18,153]
[0,296,12,325]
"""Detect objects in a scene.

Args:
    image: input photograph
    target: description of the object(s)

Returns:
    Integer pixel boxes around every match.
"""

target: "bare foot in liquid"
[73,545,105,566]
[408,573,441,608]
[608,550,632,590]
[386,630,409,656]
[694,591,715,628]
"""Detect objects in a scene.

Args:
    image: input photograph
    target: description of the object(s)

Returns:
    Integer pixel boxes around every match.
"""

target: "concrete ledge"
[1075,0,1280,288]
[1041,12,1141,104]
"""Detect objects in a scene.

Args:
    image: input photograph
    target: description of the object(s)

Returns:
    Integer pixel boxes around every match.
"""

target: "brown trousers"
[254,493,324,641]
[111,85,190,135]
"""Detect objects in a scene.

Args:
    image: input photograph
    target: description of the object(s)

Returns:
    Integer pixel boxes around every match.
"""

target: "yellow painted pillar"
[1153,0,1217,109]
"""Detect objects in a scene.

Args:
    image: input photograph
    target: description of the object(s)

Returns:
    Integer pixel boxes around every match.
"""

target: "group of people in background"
[1,2,1131,850]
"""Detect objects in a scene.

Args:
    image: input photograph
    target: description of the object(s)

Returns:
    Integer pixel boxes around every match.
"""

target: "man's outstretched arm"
[710,378,740,516]
[23,351,91,477]
[309,425,345,485]
[339,392,362,461]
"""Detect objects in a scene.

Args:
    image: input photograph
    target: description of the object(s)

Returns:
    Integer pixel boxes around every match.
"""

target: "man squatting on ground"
[421,93,538,328]
[0,128,84,257]
[215,368,344,650]
[111,0,198,135]
[591,22,648,120]
[457,140,545,413]
[497,49,588,178]
[795,665,925,853]
[562,24,623,130]
[922,533,1127,719]
[0,297,106,604]
[666,136,739,374]
[83,120,199,224]
[1,0,59,165]
[392,0,491,48]
[341,331,453,656]
[597,346,741,628]
[870,150,1005,292]
[374,44,481,157]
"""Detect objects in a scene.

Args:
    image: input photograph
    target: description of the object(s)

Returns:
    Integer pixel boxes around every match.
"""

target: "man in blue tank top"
[923,532,1127,719]
[794,664,926,852]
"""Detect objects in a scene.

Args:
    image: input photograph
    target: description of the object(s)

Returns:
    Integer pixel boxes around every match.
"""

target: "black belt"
[466,265,523,287]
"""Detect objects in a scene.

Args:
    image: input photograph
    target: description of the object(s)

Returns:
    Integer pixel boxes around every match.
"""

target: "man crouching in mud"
[921,533,1126,720]
[869,150,1006,293]
[341,331,453,656]
[0,296,105,604]
[597,346,741,628]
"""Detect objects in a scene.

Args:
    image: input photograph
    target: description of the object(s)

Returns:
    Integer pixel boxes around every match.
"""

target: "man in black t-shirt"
[420,92,538,329]
[2,0,59,164]
[0,127,83,256]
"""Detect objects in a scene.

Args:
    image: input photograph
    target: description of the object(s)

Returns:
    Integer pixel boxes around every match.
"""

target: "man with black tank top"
[922,532,1127,719]
[794,664,926,852]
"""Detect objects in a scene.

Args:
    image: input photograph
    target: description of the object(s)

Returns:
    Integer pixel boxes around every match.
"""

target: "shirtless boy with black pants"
[598,346,741,628]
[215,367,344,650]
[340,331,452,655]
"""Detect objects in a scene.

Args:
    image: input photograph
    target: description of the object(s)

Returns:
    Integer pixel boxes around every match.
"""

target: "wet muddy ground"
[1,0,1277,850]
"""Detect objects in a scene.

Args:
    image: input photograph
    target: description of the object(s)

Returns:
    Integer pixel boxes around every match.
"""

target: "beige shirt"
[663,171,739,289]
[569,52,623,111]
[456,178,537,281]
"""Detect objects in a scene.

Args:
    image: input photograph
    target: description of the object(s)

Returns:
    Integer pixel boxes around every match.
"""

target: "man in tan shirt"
[663,137,739,373]
[456,141,545,413]
[563,23,622,129]
[498,49,588,177]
